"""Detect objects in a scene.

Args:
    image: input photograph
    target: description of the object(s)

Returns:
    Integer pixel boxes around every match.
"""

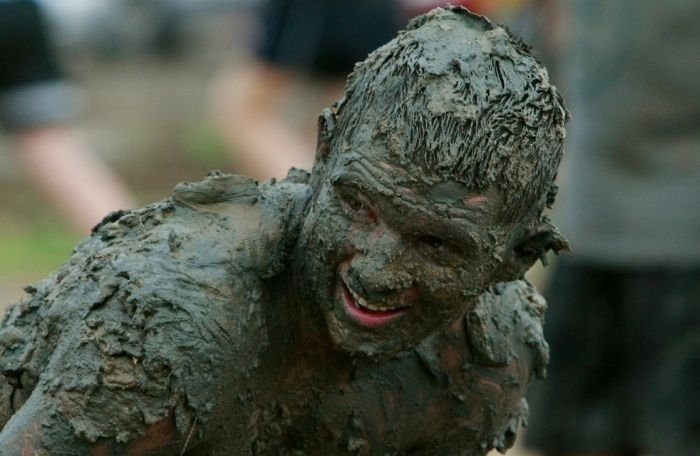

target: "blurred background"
[0,0,246,295]
[1,1,697,455]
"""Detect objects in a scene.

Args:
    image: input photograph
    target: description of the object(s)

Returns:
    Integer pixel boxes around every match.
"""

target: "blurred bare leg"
[16,125,135,235]
[209,62,316,181]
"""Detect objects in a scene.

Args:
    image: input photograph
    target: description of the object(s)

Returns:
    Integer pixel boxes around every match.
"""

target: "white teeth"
[346,282,402,312]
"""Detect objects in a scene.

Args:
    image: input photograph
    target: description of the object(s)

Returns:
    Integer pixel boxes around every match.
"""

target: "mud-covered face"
[301,145,516,357]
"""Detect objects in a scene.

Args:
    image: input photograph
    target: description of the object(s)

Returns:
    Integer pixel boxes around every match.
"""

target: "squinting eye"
[341,193,376,220]
[344,194,365,211]
[418,235,445,249]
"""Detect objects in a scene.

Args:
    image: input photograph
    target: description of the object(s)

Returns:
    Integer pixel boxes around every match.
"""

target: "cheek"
[417,260,490,303]
[411,268,471,324]
[305,210,355,263]
[415,266,463,301]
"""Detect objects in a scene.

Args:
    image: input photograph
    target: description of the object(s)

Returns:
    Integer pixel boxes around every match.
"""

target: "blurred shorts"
[526,258,700,454]
[254,0,404,77]
[0,0,77,130]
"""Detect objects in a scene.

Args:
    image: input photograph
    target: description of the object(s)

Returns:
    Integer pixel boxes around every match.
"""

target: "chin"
[326,323,413,359]
[321,278,426,359]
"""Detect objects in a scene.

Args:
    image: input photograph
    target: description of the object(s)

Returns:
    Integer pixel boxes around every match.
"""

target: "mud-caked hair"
[321,6,568,223]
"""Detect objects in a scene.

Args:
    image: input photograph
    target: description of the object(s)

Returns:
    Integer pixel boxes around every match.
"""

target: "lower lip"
[340,282,408,328]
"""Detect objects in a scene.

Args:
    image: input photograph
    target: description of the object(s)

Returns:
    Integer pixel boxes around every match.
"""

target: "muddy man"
[0,7,568,455]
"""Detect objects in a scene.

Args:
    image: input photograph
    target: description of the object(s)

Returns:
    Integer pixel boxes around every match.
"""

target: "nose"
[348,226,415,295]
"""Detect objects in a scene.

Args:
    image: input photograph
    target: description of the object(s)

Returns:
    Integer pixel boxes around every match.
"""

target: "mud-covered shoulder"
[465,280,549,378]
[411,280,548,454]
[0,170,311,445]
[170,169,311,277]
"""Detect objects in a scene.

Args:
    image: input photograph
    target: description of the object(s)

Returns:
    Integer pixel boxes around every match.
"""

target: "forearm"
[0,389,185,456]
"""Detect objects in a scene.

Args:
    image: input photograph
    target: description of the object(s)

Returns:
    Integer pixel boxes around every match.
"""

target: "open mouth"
[340,279,409,327]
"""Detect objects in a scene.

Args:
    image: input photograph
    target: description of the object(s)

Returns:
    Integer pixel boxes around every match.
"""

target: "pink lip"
[340,281,407,327]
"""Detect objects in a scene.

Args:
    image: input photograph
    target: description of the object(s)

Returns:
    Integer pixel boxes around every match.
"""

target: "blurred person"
[526,1,700,455]
[209,0,407,180]
[0,0,134,234]
[209,0,531,181]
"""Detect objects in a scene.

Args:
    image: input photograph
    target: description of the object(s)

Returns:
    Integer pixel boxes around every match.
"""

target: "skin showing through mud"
[0,7,567,455]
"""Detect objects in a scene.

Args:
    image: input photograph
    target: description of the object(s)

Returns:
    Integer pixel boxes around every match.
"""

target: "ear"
[499,216,569,281]
[314,107,337,164]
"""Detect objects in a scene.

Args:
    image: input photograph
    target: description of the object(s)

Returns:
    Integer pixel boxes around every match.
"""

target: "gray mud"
[0,6,566,455]
[0,172,550,455]
[325,7,568,223]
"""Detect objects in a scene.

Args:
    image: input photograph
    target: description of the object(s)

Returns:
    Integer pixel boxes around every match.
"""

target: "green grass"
[182,122,229,169]
[0,223,80,279]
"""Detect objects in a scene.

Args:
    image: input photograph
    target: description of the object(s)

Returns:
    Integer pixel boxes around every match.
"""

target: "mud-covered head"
[314,6,568,225]
[301,7,568,357]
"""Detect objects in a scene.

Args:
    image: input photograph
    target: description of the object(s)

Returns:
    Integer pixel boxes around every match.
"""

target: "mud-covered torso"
[0,172,548,456]
[191,280,547,456]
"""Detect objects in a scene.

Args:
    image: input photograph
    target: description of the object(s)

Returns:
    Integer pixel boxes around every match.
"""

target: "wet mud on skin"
[0,172,312,454]
[299,5,566,359]
[326,7,567,224]
[0,173,549,455]
[0,6,567,456]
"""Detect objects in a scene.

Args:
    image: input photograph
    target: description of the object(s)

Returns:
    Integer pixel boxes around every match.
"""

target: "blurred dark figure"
[0,0,134,234]
[210,0,405,180]
[209,0,530,181]
[526,1,700,455]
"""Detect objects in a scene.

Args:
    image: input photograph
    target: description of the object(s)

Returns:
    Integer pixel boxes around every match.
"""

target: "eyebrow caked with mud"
[333,172,490,228]
[0,6,567,455]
